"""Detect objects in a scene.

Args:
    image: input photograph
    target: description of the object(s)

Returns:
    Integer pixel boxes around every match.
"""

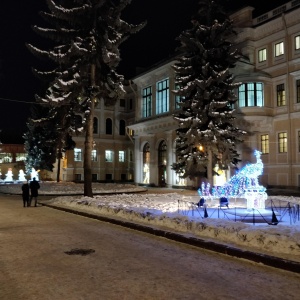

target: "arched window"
[119,120,126,135]
[93,117,98,134]
[106,118,112,135]
[143,143,150,184]
[158,140,167,186]
[158,140,167,166]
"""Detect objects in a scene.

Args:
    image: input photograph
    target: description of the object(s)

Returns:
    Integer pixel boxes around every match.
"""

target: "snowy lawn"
[1,182,300,261]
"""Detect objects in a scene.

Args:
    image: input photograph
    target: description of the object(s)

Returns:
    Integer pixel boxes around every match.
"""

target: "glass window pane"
[296,36,300,50]
[119,151,125,162]
[105,150,113,162]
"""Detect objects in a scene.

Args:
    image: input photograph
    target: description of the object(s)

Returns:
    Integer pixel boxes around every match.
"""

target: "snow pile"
[1,182,299,260]
[44,192,300,260]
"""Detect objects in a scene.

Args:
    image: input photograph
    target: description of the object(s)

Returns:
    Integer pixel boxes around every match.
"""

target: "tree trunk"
[83,64,95,197]
[56,140,63,182]
[56,155,61,182]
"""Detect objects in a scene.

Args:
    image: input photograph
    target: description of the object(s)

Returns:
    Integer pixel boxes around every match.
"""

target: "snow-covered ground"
[1,182,300,262]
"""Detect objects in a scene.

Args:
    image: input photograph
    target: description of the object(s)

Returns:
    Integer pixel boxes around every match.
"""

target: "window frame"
[175,83,184,109]
[119,150,125,162]
[278,132,287,153]
[296,79,300,103]
[16,153,27,162]
[142,86,152,118]
[91,149,97,162]
[274,41,284,57]
[106,118,113,135]
[238,82,264,107]
[258,48,267,62]
[156,78,169,114]
[119,98,126,107]
[105,150,113,162]
[277,84,286,106]
[74,148,82,162]
[261,134,269,154]
[295,35,300,50]
[119,120,126,136]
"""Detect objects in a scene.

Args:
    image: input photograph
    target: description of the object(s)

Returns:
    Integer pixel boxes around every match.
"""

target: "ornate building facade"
[4,1,299,188]
[128,1,300,188]
[58,91,135,183]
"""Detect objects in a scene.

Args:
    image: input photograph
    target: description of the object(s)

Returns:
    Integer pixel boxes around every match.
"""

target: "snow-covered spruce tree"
[24,105,59,174]
[24,103,75,177]
[172,0,246,181]
[27,0,145,196]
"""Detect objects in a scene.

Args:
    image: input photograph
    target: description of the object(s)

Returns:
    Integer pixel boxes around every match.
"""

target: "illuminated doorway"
[143,143,150,184]
[158,140,167,186]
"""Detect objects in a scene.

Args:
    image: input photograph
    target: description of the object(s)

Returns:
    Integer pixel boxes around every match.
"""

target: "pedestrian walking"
[29,177,40,207]
[21,181,30,207]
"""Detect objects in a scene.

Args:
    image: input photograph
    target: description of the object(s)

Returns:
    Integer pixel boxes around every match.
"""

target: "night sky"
[0,0,289,144]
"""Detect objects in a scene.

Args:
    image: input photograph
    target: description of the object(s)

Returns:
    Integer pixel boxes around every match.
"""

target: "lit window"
[261,134,269,154]
[16,153,27,162]
[142,86,152,118]
[175,83,184,109]
[295,35,300,50]
[119,151,125,162]
[277,84,286,106]
[128,128,134,138]
[156,78,169,114]
[297,80,300,103]
[91,150,97,162]
[275,41,284,57]
[105,150,113,162]
[258,48,267,62]
[74,148,82,161]
[238,82,264,107]
[278,132,287,153]
[0,153,13,163]
[143,143,150,184]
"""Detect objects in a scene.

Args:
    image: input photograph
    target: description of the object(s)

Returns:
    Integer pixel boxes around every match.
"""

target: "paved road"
[1,194,300,300]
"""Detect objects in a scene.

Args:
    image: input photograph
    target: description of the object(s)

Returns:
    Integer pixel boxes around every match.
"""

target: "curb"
[41,202,300,274]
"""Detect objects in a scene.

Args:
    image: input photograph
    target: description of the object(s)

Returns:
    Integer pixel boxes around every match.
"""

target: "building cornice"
[128,115,177,135]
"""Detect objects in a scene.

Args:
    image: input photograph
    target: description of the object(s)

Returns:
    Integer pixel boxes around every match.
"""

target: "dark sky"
[0,0,289,143]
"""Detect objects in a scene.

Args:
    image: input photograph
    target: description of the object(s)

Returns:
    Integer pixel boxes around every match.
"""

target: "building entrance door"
[158,166,166,187]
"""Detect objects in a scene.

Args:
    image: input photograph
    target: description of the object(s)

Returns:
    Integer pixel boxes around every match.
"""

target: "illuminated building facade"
[0,144,27,180]
[57,84,135,182]
[4,2,300,187]
[128,1,300,188]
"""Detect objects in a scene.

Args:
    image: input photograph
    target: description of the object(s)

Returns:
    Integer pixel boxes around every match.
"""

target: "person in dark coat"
[29,177,40,207]
[21,181,30,207]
